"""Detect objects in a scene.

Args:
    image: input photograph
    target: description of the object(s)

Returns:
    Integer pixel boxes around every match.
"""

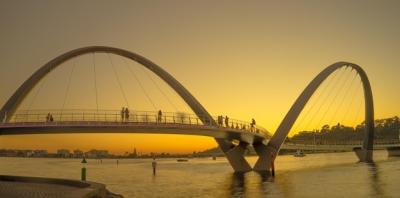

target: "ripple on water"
[0,150,399,198]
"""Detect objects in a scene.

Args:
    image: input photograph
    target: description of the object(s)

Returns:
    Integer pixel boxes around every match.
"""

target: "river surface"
[0,150,399,198]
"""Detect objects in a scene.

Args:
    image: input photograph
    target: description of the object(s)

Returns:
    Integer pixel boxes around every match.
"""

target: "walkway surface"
[0,175,122,198]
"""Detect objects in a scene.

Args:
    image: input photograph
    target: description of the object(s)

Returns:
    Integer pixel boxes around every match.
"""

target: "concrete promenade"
[0,175,123,198]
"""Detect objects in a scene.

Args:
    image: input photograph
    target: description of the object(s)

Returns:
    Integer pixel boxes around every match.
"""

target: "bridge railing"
[2,109,271,137]
[290,139,400,146]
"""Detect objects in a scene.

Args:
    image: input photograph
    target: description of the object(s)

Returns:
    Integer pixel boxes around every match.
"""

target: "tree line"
[289,116,400,145]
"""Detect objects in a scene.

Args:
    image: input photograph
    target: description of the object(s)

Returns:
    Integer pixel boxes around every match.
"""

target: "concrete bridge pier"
[252,143,275,172]
[353,147,373,162]
[216,139,252,172]
[387,147,400,157]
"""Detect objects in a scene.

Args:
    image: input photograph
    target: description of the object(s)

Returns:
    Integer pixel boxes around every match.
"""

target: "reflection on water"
[230,173,245,197]
[367,162,384,197]
[1,150,399,198]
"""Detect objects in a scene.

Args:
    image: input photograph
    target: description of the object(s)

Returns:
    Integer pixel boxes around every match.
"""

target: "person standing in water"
[152,157,157,176]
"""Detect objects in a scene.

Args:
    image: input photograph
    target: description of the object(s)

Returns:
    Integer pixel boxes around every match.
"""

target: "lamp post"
[81,157,87,181]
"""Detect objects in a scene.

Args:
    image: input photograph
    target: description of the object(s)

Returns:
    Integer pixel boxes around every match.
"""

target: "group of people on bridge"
[217,115,258,132]
[120,107,130,122]
[120,107,164,123]
[45,113,54,122]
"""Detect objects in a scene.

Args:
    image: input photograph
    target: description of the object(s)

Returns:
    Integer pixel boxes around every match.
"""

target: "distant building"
[85,149,109,158]
[127,147,138,158]
[73,149,84,158]
[57,149,71,158]
[25,150,34,157]
[133,147,137,157]
[33,150,48,157]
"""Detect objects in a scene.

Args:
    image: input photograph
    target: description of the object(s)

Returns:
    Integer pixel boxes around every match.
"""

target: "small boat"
[294,149,306,157]
[177,159,189,162]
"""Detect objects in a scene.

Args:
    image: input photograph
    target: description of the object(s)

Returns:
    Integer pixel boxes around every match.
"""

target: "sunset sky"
[0,1,399,154]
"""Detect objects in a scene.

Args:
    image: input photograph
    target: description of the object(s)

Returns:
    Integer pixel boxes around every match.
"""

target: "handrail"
[0,109,272,137]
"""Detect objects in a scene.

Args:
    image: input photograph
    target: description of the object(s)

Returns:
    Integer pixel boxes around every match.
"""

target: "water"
[1,150,399,198]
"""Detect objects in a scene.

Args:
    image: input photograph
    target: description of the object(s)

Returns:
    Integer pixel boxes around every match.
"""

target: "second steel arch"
[254,62,374,171]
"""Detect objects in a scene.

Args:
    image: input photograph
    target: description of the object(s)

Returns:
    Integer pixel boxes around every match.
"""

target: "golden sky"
[0,1,399,154]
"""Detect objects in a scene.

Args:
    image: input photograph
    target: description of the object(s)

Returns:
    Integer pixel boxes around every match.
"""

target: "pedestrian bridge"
[0,110,270,144]
[0,45,398,173]
[281,143,400,151]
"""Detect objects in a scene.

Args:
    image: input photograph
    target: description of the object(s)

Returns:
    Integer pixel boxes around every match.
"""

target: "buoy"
[81,157,87,181]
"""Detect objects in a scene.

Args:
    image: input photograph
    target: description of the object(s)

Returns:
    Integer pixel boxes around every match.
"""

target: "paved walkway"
[0,175,118,198]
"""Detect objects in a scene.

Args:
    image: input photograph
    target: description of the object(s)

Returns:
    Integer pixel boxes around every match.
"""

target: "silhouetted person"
[251,118,256,132]
[152,157,157,175]
[158,110,162,123]
[225,116,229,128]
[46,113,50,122]
[235,123,239,129]
[49,114,54,122]
[217,115,223,126]
[121,107,125,122]
[125,107,130,121]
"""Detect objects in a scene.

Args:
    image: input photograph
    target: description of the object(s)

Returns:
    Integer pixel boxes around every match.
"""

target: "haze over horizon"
[1,0,399,154]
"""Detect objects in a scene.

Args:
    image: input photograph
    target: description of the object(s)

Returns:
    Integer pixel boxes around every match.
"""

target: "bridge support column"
[253,143,276,172]
[215,138,252,172]
[353,147,373,162]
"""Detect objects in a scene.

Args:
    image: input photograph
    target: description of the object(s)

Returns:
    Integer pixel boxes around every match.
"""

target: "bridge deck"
[282,143,400,151]
[0,121,268,144]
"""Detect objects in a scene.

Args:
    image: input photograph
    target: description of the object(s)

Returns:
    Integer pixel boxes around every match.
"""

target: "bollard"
[81,157,87,181]
[152,158,157,176]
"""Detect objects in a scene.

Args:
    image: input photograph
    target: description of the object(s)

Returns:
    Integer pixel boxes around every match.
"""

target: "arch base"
[216,139,252,172]
[353,147,373,162]
[252,143,276,172]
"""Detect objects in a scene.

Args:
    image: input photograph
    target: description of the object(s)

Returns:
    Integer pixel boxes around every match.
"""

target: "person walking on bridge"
[217,115,223,127]
[225,116,229,128]
[125,107,130,122]
[251,118,256,132]
[120,107,125,122]
[157,110,162,123]
[46,113,50,122]
[49,114,54,122]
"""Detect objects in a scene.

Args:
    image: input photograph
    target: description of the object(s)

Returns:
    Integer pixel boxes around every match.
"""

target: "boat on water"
[294,149,306,157]
[177,159,189,162]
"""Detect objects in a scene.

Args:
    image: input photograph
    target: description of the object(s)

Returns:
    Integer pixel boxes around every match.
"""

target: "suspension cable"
[341,79,362,125]
[138,66,179,111]
[328,70,358,126]
[60,58,76,118]
[122,58,157,111]
[314,67,353,130]
[92,53,99,112]
[301,67,347,131]
[291,67,340,134]
[107,53,130,108]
